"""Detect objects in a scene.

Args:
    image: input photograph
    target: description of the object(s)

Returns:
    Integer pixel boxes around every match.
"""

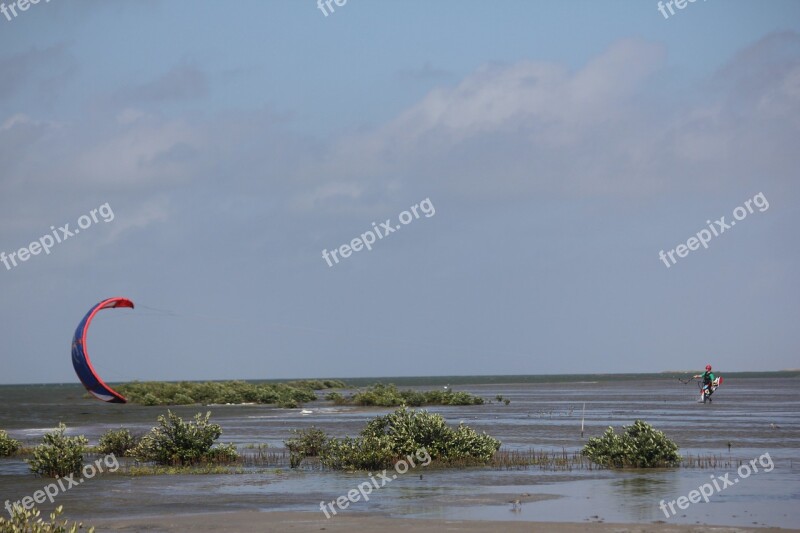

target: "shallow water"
[0,375,798,527]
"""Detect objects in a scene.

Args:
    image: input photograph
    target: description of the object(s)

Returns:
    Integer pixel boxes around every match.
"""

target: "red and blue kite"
[71,297,133,403]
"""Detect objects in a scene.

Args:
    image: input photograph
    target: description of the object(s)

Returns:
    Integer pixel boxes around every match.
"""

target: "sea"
[1,373,798,528]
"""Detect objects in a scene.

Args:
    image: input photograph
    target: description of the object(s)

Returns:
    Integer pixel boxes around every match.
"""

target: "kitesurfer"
[693,364,715,403]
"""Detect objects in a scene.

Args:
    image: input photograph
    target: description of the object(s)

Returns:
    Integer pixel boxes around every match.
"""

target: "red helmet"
[705,364,712,371]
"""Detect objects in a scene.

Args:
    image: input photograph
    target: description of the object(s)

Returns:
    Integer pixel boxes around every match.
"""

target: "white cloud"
[294,33,799,208]
[72,118,202,187]
[104,196,170,243]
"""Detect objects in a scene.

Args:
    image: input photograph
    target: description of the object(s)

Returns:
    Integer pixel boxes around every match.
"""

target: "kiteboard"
[698,376,722,402]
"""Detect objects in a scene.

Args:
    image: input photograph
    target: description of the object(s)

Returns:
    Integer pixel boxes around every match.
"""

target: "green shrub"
[582,420,681,468]
[204,443,239,464]
[317,408,501,470]
[132,411,238,466]
[96,428,138,457]
[173,393,196,405]
[116,380,343,406]
[362,408,500,462]
[361,407,452,458]
[284,427,330,468]
[0,430,20,457]
[324,392,346,404]
[447,391,485,406]
[27,424,87,478]
[0,505,93,533]
[345,384,484,407]
[321,435,395,471]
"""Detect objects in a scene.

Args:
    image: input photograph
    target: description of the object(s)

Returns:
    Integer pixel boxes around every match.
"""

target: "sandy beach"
[90,511,798,533]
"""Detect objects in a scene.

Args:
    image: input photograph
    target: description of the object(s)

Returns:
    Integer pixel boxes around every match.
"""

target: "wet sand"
[91,511,798,532]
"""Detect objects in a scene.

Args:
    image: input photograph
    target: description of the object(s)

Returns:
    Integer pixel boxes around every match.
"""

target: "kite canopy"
[71,297,134,403]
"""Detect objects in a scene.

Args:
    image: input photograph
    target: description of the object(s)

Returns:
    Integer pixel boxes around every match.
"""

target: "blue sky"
[1,0,799,384]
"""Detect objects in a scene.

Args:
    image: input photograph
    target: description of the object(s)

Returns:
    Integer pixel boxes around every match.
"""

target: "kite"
[71,297,133,403]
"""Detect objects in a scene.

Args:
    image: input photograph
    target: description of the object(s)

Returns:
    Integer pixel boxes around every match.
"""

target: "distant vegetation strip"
[116,381,486,408]
[117,380,346,408]
[335,371,800,387]
[328,383,484,407]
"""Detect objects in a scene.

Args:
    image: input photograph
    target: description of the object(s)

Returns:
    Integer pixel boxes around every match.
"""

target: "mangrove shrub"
[361,407,500,462]
[285,427,330,468]
[0,505,93,533]
[286,408,501,470]
[0,430,20,457]
[117,379,345,407]
[132,411,238,466]
[27,424,88,478]
[348,384,484,407]
[582,419,681,468]
[97,428,138,457]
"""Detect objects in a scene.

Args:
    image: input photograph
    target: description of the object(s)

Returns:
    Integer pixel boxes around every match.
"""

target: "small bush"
[321,435,395,471]
[362,408,500,462]
[0,430,21,457]
[27,424,87,478]
[284,427,330,468]
[132,411,238,466]
[96,429,138,457]
[317,408,501,470]
[285,428,324,468]
[204,442,239,464]
[582,420,681,468]
[0,505,93,533]
[324,392,346,404]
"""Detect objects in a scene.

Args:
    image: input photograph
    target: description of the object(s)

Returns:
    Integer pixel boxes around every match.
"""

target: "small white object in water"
[301,409,313,415]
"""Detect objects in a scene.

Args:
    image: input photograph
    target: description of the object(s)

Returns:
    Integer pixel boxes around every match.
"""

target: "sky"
[1,0,799,384]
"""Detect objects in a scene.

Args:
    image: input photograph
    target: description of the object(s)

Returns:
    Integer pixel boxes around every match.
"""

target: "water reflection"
[610,472,679,521]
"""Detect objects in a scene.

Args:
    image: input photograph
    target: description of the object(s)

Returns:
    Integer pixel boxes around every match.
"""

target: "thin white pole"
[581,402,586,438]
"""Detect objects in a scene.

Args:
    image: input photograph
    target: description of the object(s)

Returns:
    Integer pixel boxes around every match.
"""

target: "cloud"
[71,115,202,187]
[291,181,365,212]
[296,38,669,206]
[4,32,798,234]
[0,43,76,101]
[0,114,57,190]
[120,65,209,103]
[668,31,800,184]
[396,62,455,82]
[295,33,800,209]
[104,196,170,243]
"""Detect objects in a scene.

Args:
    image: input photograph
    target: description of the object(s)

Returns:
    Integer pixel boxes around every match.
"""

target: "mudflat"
[90,511,798,533]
